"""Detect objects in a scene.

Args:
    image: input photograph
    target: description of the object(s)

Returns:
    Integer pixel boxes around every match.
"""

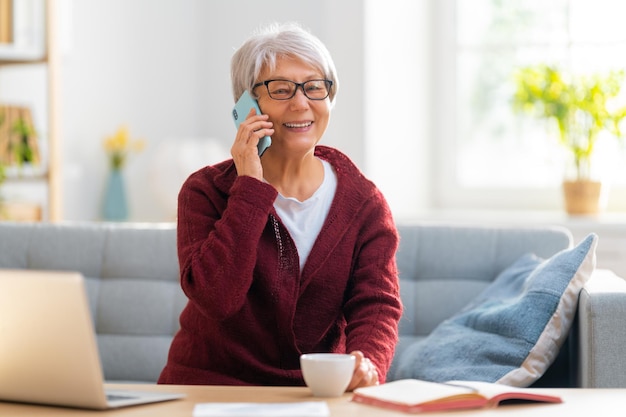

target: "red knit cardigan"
[158,146,402,386]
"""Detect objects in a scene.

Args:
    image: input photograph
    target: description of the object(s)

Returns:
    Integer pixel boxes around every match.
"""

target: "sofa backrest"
[0,221,573,384]
[0,221,186,383]
[395,223,573,336]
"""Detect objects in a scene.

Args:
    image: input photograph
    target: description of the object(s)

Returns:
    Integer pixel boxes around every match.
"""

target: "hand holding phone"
[232,91,272,156]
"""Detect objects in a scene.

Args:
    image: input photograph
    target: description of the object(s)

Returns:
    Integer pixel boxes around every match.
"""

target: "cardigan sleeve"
[176,169,278,320]
[342,189,402,383]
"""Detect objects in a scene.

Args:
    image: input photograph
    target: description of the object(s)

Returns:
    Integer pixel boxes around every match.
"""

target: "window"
[436,0,626,211]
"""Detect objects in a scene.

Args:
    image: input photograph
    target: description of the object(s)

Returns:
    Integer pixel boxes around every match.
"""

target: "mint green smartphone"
[232,90,272,156]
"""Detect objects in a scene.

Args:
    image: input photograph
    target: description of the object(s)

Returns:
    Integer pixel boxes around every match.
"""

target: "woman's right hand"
[346,350,379,391]
[230,108,274,180]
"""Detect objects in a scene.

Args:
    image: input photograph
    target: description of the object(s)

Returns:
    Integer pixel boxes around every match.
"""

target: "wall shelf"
[0,0,60,221]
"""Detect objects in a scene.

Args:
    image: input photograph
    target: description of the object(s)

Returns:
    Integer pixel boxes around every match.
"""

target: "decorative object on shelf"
[0,104,41,176]
[0,156,5,216]
[0,109,41,221]
[512,65,626,215]
[0,108,6,218]
[101,125,145,221]
[0,0,12,45]
[0,0,45,60]
[0,108,5,192]
[0,201,42,221]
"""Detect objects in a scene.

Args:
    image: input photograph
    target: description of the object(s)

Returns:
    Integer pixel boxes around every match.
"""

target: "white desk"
[0,384,625,416]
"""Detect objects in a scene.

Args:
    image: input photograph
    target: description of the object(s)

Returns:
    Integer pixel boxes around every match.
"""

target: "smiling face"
[254,56,331,156]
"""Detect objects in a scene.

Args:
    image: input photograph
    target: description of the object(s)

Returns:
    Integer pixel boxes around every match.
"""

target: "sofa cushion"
[393,233,597,387]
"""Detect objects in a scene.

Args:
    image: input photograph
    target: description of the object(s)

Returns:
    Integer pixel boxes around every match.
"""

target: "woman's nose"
[289,87,310,109]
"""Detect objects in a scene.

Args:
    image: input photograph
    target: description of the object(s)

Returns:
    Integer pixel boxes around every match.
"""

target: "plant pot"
[562,180,602,215]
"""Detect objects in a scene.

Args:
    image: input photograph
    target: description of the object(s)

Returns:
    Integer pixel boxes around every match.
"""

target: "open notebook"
[0,269,184,410]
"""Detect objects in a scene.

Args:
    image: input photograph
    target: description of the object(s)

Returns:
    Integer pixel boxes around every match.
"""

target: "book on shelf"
[351,379,562,413]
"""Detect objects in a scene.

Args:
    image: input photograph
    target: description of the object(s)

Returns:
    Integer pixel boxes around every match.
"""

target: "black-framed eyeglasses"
[252,79,333,100]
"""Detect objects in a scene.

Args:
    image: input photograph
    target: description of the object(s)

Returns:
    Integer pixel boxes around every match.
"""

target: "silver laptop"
[0,269,184,410]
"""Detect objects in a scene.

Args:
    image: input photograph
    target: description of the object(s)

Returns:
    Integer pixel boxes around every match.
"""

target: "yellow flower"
[103,125,145,170]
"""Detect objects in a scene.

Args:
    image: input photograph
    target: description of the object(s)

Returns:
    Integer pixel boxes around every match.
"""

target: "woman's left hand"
[346,350,379,391]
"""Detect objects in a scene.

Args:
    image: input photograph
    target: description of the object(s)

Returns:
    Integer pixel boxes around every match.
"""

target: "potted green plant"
[0,111,5,218]
[512,65,626,215]
[0,109,4,185]
[12,116,39,167]
[0,160,5,200]
[0,111,4,185]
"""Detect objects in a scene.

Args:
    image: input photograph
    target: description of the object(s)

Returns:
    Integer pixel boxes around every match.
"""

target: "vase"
[102,169,128,221]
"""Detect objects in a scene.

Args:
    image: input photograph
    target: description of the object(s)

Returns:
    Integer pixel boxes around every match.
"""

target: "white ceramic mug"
[300,353,355,397]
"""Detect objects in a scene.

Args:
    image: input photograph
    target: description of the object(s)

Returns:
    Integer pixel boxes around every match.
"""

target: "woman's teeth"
[285,122,312,128]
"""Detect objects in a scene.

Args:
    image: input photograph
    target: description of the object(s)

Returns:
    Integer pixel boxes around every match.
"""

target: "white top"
[273,159,337,272]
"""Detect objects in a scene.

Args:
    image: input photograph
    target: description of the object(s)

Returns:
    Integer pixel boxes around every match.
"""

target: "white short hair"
[230,22,338,104]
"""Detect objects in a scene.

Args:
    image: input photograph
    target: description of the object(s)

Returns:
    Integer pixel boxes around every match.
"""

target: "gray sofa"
[0,221,625,387]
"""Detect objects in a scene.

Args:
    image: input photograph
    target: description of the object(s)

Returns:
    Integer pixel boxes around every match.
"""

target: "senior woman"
[158,22,402,391]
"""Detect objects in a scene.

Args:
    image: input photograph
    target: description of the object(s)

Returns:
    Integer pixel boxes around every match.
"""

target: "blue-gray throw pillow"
[393,233,597,387]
